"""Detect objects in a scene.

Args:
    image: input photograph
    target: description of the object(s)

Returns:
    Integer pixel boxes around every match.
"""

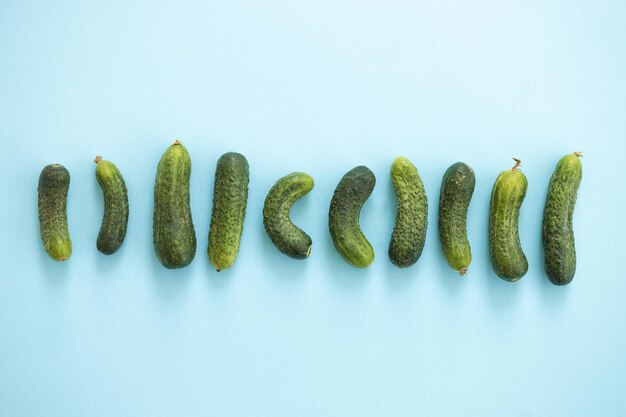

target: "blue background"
[1,0,625,416]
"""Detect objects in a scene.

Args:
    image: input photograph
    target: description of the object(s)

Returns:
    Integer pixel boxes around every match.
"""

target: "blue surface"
[1,1,625,416]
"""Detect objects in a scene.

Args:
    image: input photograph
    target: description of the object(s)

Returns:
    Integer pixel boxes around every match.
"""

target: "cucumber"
[439,162,475,275]
[388,156,428,268]
[263,172,314,259]
[94,156,129,255]
[207,152,249,271]
[542,152,583,286]
[153,140,196,269]
[38,164,72,261]
[488,158,528,281]
[329,166,376,268]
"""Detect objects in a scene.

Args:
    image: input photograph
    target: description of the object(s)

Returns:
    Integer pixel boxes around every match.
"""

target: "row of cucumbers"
[37,141,582,285]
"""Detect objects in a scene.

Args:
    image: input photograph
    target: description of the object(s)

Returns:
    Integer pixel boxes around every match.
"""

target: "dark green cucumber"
[153,140,196,269]
[389,157,428,268]
[38,164,72,261]
[207,152,249,271]
[329,166,376,268]
[488,158,528,281]
[439,162,475,275]
[263,172,314,259]
[542,152,583,286]
[95,156,129,255]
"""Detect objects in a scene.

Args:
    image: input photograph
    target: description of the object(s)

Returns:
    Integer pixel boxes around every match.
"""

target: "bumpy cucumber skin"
[329,166,376,268]
[488,164,528,281]
[38,164,72,261]
[439,162,475,275]
[153,141,196,269]
[95,158,129,255]
[208,152,250,271]
[542,152,582,286]
[263,172,314,259]
[389,157,428,268]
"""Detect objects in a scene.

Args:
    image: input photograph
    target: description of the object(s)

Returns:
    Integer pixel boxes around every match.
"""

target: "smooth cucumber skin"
[542,152,582,286]
[263,172,314,259]
[38,164,72,261]
[329,166,376,268]
[208,152,250,271]
[389,157,428,268]
[95,157,129,255]
[488,164,528,281]
[439,162,475,275]
[153,141,196,269]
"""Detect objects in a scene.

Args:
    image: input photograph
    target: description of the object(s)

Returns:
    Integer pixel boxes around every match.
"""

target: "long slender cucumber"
[488,158,528,282]
[439,162,475,275]
[95,156,129,255]
[329,166,376,268]
[38,164,72,261]
[208,152,250,271]
[389,156,428,268]
[153,140,196,269]
[263,172,314,259]
[542,152,583,285]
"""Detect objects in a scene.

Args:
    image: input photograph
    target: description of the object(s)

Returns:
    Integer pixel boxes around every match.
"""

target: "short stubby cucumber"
[38,164,72,261]
[94,156,129,255]
[389,157,428,268]
[488,158,529,281]
[439,162,475,275]
[329,166,376,268]
[542,152,583,286]
[153,140,196,269]
[263,172,314,259]
[208,152,250,271]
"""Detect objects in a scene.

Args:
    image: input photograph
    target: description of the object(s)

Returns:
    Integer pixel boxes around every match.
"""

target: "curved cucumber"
[208,152,250,271]
[329,166,376,268]
[488,158,528,281]
[153,140,196,269]
[542,152,583,285]
[439,162,475,275]
[38,164,72,261]
[95,156,129,255]
[263,172,314,259]
[388,157,428,268]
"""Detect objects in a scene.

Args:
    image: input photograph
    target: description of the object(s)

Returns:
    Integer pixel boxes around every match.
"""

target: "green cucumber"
[38,164,72,261]
[153,140,196,269]
[488,158,528,281]
[542,152,583,286]
[389,156,428,268]
[329,166,376,268]
[207,152,250,271]
[439,162,475,275]
[94,156,129,255]
[263,172,314,259]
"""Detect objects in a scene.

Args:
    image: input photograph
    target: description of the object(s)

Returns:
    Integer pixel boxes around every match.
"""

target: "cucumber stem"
[173,139,182,146]
[459,267,468,276]
[94,155,103,164]
[574,151,583,157]
[512,158,522,171]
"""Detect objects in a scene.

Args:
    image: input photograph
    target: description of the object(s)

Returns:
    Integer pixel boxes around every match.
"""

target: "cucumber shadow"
[319,231,372,290]
[149,243,194,301]
[255,219,312,288]
[253,187,315,287]
[484,263,523,308]
[38,246,71,286]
